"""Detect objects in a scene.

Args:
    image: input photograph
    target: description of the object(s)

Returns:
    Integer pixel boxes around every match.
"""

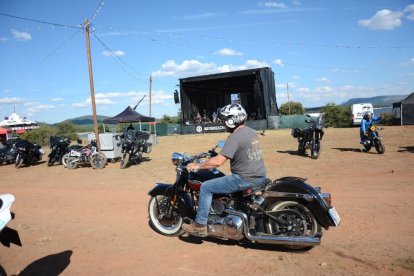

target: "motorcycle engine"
[206,198,244,240]
[207,214,244,240]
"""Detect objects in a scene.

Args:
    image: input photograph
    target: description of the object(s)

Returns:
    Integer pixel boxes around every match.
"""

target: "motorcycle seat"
[238,178,273,197]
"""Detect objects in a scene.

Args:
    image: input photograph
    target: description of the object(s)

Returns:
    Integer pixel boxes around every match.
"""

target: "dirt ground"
[1,126,414,275]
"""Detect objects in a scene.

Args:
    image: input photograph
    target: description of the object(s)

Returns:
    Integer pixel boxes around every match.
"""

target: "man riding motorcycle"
[182,103,267,237]
[360,111,383,145]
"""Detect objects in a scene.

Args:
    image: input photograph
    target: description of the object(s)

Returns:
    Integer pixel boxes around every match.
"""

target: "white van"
[351,103,374,126]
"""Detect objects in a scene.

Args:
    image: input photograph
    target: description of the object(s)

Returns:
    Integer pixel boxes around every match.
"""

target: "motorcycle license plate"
[328,207,341,226]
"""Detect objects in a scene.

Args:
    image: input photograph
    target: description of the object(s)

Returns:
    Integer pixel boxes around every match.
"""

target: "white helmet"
[219,103,247,129]
[362,110,372,119]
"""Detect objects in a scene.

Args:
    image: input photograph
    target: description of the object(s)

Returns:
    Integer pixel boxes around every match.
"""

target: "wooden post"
[84,18,100,150]
[149,75,152,133]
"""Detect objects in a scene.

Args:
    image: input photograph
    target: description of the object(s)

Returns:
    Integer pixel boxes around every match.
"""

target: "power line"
[0,12,82,29]
[0,28,82,92]
[90,0,105,23]
[91,30,148,81]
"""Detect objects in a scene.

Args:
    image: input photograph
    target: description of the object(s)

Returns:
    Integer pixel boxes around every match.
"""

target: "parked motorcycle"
[65,140,106,169]
[291,114,325,159]
[14,139,44,168]
[147,142,340,251]
[0,140,17,165]
[363,124,385,154]
[0,194,22,247]
[47,136,71,166]
[120,129,152,169]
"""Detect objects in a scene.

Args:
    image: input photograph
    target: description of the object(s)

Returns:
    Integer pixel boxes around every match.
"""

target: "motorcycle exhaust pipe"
[226,209,321,247]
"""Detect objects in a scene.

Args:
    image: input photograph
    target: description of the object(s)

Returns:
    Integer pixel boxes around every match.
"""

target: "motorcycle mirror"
[77,139,83,144]
[217,141,225,148]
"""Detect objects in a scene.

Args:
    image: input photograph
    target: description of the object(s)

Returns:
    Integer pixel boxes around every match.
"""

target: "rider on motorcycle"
[182,103,267,237]
[360,111,382,145]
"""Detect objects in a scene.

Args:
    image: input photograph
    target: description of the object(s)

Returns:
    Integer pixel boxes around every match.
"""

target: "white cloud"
[316,77,331,83]
[358,9,403,30]
[273,59,284,67]
[73,98,114,108]
[180,12,226,20]
[11,29,32,41]
[411,58,414,64]
[315,86,334,93]
[405,4,414,20]
[102,50,125,57]
[215,48,243,56]
[50,98,64,102]
[297,87,310,93]
[0,97,25,104]
[0,37,9,42]
[27,104,55,114]
[258,2,287,9]
[292,0,301,6]
[152,59,270,78]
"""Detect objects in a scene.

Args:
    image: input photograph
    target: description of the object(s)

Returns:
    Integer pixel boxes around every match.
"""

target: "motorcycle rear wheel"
[148,195,183,236]
[265,201,321,251]
[47,156,55,166]
[15,154,23,168]
[120,152,130,169]
[374,139,385,154]
[66,157,78,169]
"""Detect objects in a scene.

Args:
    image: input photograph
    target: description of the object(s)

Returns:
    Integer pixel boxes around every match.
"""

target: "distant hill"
[58,115,110,126]
[340,95,407,107]
[304,94,408,113]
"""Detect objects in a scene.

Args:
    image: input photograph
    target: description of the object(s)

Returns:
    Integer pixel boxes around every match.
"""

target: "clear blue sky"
[0,0,413,123]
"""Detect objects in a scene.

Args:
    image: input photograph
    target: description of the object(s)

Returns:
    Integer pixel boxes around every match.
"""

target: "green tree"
[56,121,79,140]
[322,103,351,127]
[98,123,110,133]
[20,124,54,146]
[279,101,304,115]
[159,114,180,124]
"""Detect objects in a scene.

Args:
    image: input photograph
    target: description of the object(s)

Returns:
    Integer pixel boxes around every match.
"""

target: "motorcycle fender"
[148,183,194,218]
[265,177,332,228]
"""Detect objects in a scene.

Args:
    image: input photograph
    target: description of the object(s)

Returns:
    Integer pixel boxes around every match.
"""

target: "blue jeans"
[195,174,266,225]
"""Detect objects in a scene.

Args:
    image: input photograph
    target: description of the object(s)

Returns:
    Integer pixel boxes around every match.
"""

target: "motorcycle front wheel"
[120,152,130,169]
[148,195,183,236]
[311,139,321,159]
[265,201,321,251]
[15,154,23,168]
[374,139,385,154]
[61,153,70,167]
[90,154,106,169]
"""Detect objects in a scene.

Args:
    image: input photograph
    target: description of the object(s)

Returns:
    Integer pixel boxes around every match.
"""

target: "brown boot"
[182,221,207,237]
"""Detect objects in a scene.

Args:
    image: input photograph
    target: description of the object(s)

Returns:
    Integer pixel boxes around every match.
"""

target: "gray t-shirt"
[220,126,266,182]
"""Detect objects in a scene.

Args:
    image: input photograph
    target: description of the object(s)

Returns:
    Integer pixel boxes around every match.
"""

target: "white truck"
[351,103,374,126]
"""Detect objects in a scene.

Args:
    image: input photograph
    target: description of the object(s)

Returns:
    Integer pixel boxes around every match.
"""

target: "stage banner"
[195,123,226,133]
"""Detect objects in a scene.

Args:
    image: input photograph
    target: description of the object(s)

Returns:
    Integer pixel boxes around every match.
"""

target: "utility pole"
[84,18,100,150]
[149,75,152,133]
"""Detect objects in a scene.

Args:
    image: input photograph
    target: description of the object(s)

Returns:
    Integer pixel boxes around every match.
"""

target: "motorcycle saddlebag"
[291,128,303,138]
[143,142,152,153]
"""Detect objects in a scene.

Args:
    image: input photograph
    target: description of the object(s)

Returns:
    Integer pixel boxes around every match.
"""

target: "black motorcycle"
[14,139,44,168]
[120,129,152,169]
[363,123,385,154]
[291,114,325,159]
[147,142,340,251]
[47,136,71,166]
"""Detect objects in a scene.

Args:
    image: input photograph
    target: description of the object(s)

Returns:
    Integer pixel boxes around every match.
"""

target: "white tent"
[0,112,38,131]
